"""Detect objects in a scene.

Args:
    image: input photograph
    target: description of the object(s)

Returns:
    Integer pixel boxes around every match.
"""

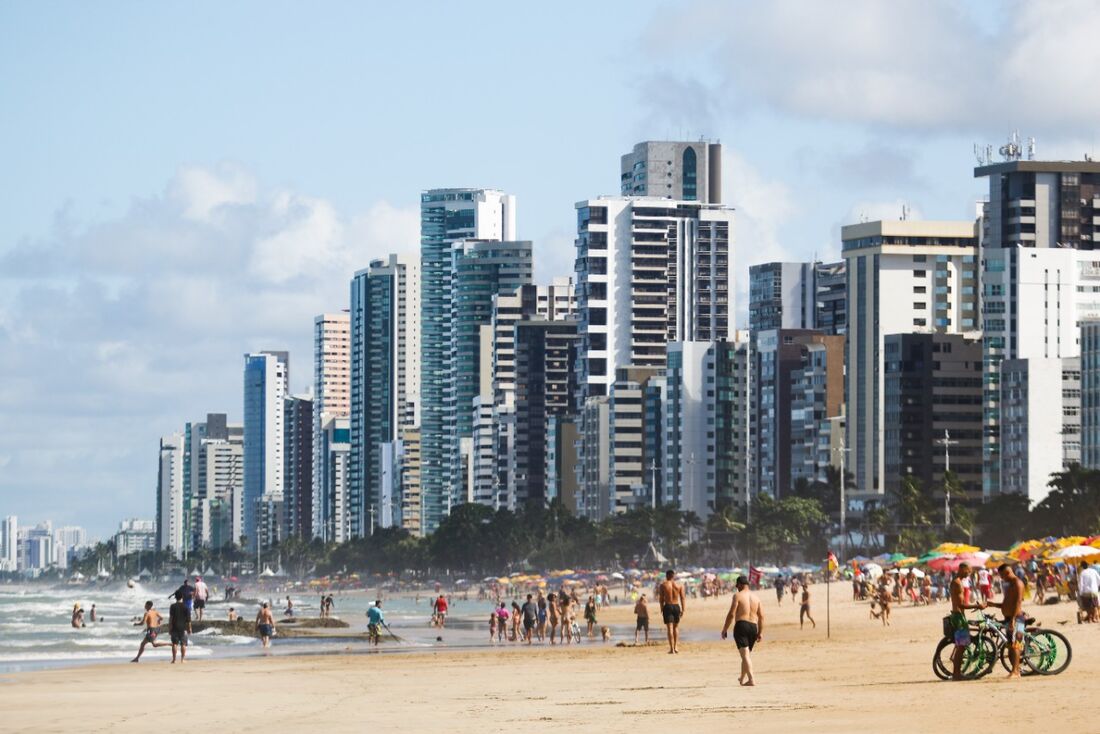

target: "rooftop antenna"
[999,130,1023,161]
[1027,137,1036,160]
[900,204,910,221]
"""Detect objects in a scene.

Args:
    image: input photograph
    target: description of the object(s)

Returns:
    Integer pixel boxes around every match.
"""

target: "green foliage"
[745,495,829,564]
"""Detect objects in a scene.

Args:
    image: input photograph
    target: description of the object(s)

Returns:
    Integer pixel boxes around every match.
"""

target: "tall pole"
[650,460,657,510]
[936,429,959,529]
[369,504,376,537]
[832,440,850,562]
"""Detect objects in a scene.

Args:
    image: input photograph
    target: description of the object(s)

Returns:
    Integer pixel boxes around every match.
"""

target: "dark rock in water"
[157,617,350,638]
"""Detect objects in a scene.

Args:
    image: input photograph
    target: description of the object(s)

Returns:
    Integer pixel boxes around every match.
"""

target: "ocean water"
[0,583,616,672]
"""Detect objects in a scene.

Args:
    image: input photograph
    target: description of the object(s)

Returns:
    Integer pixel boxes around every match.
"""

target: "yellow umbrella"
[895,557,919,567]
[496,577,510,584]
[932,542,980,555]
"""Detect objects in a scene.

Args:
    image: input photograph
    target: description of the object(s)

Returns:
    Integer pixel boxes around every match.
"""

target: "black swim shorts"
[661,604,681,625]
[636,617,649,631]
[194,599,206,609]
[733,620,758,650]
[170,630,188,646]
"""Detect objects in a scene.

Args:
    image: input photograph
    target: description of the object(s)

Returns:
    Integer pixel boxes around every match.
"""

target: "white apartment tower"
[842,219,979,497]
[977,157,1100,499]
[157,433,186,558]
[312,312,350,539]
[573,197,735,409]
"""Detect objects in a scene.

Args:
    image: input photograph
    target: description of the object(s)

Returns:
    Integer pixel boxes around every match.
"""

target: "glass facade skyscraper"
[419,189,515,533]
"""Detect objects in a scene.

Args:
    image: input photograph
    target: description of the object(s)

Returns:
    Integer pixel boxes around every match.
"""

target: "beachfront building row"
[0,517,94,574]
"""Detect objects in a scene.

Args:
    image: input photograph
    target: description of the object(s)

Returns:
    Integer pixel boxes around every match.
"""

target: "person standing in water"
[192,576,209,621]
[721,576,764,686]
[256,602,276,650]
[131,601,166,662]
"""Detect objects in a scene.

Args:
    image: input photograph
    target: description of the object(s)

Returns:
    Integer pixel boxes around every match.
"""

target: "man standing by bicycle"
[948,562,986,681]
[988,563,1025,678]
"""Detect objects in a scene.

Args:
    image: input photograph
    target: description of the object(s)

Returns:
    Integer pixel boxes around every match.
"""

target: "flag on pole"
[748,566,763,588]
[827,551,839,572]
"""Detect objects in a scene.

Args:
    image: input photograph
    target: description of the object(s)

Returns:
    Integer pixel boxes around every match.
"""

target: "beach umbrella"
[496,577,510,584]
[757,566,780,575]
[917,551,947,564]
[849,555,870,563]
[894,557,919,567]
[1050,545,1100,561]
[910,568,926,578]
[932,542,980,555]
[863,563,883,579]
[872,553,893,564]
[625,569,643,577]
[610,572,625,580]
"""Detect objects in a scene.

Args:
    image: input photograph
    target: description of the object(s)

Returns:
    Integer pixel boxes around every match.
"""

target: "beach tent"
[259,566,275,578]
[137,568,152,579]
[70,571,85,581]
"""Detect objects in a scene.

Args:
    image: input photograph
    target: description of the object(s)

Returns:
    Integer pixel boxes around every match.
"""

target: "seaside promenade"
[3,584,1096,732]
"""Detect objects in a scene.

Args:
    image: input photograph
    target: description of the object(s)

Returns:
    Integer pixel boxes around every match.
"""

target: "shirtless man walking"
[721,576,763,686]
[657,569,686,654]
[256,601,276,650]
[131,600,166,662]
[987,563,1026,678]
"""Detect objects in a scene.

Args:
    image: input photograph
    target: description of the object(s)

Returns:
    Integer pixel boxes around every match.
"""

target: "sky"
[3,0,1100,538]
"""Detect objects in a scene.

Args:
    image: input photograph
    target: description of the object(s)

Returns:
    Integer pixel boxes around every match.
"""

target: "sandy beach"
[3,586,1095,733]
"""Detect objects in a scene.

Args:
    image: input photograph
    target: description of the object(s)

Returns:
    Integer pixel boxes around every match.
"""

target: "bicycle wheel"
[932,637,952,680]
[972,633,998,678]
[999,637,1040,676]
[1029,629,1072,675]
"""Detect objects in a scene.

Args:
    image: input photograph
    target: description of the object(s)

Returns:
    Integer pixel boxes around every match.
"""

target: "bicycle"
[932,612,1071,680]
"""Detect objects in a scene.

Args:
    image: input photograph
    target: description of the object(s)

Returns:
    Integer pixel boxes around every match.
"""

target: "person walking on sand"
[131,601,166,662]
[774,575,785,606]
[634,593,650,645]
[658,569,686,654]
[256,601,276,650]
[547,593,560,645]
[1078,561,1100,623]
[366,600,385,646]
[799,584,815,629]
[536,592,548,642]
[168,590,192,664]
[987,563,1026,678]
[722,576,764,686]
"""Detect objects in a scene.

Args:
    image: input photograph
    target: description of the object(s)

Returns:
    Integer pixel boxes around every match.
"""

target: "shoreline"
[3,591,1095,732]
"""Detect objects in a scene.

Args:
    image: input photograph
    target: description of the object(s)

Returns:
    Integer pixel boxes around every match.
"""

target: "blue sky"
[2,1,1098,537]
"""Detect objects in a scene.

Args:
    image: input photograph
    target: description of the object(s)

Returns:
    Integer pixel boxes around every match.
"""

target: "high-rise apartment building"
[977,158,1100,499]
[349,255,420,536]
[445,239,532,511]
[490,279,575,509]
[608,366,662,516]
[317,416,350,543]
[156,432,186,557]
[843,219,979,496]
[114,518,156,557]
[312,312,349,539]
[1000,357,1081,501]
[621,140,723,203]
[243,351,289,550]
[511,319,579,507]
[1,515,17,572]
[884,333,984,504]
[1081,322,1100,469]
[573,197,735,409]
[420,188,515,534]
[284,394,313,538]
[748,261,847,334]
[789,344,846,491]
[752,330,844,498]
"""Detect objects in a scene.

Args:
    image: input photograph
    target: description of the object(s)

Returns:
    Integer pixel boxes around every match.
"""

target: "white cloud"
[645,0,1100,134]
[0,164,417,534]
